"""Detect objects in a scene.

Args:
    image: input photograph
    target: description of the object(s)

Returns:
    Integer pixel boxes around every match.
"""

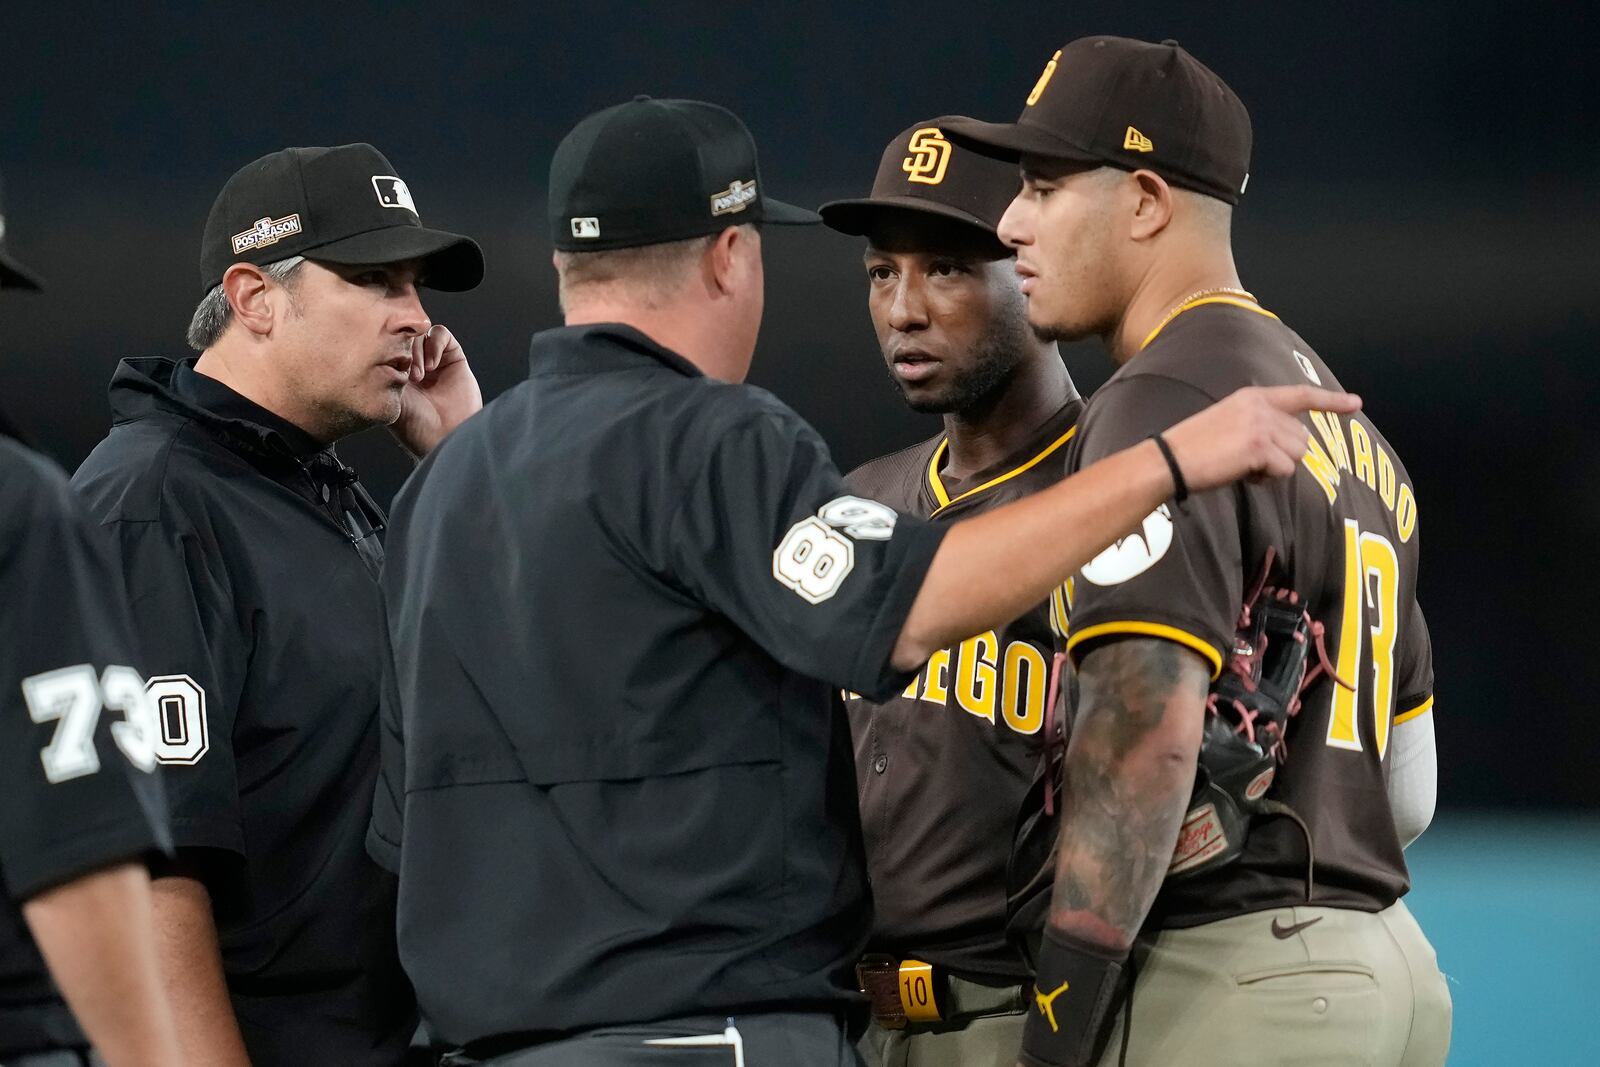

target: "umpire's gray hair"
[185,255,307,351]
[553,231,729,313]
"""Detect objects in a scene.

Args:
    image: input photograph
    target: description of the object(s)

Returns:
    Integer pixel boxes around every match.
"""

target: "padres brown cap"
[818,120,1021,240]
[0,168,43,291]
[548,96,819,253]
[942,36,1252,205]
[199,143,484,294]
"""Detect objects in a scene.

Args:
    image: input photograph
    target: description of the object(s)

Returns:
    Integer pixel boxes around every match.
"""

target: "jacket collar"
[527,322,705,380]
[109,356,333,469]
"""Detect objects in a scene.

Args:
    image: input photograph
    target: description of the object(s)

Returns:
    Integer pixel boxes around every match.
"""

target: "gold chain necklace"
[1144,286,1258,348]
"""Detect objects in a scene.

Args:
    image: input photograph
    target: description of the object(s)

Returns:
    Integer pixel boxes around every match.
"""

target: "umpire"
[0,166,179,1066]
[72,143,484,1066]
[371,96,1351,1066]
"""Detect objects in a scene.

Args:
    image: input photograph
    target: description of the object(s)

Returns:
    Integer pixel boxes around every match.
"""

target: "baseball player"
[72,144,485,1066]
[945,36,1449,1067]
[370,95,1352,1066]
[0,167,180,1066]
[819,123,1081,1067]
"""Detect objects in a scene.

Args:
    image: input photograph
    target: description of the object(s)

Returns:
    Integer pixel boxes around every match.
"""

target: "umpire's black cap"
[942,36,1252,205]
[548,96,820,252]
[199,143,484,294]
[0,168,44,291]
[819,120,1020,242]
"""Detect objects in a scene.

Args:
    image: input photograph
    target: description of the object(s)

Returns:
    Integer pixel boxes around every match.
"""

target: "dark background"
[4,3,1595,810]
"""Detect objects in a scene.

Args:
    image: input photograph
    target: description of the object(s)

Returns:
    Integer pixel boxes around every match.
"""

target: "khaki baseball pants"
[1096,899,1451,1066]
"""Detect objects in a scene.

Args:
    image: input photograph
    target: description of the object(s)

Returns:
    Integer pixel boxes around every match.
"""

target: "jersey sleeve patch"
[772,496,898,604]
[1079,505,1174,586]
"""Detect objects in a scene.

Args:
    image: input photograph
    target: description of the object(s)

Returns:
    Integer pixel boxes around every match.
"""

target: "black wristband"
[1019,928,1131,1067]
[1150,432,1189,504]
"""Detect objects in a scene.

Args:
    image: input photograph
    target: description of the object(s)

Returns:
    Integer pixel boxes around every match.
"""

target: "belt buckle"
[856,955,906,1030]
[857,955,945,1029]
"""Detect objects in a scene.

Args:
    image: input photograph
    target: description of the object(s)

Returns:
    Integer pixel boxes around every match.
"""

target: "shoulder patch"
[1080,505,1174,586]
[772,496,899,603]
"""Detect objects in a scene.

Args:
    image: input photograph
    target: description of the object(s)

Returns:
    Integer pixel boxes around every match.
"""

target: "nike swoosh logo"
[1270,916,1324,939]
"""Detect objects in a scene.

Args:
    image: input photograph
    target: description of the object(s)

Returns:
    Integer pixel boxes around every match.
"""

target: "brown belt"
[856,955,1026,1030]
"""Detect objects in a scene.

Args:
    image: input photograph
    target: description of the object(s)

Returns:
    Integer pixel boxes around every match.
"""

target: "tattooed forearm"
[1047,637,1211,949]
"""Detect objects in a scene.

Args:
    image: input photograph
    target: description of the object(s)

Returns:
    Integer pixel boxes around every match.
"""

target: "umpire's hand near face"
[394,323,483,458]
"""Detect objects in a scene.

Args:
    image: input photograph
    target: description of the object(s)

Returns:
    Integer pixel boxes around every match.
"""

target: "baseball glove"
[1167,548,1347,893]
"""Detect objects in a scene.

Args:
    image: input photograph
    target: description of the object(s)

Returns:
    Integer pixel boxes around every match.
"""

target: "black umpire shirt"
[370,323,949,1049]
[0,428,170,1058]
[72,359,414,1067]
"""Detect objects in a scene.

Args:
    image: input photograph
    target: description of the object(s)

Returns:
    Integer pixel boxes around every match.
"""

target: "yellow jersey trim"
[927,426,1078,517]
[1066,621,1224,680]
[1140,296,1281,351]
[1393,696,1434,725]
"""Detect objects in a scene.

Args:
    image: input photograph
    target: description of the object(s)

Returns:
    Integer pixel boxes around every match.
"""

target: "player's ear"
[705,225,745,298]
[221,262,278,338]
[1128,169,1175,241]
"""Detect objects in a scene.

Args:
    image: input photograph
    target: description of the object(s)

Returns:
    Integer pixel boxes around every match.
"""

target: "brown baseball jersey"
[846,399,1084,978]
[1064,296,1432,929]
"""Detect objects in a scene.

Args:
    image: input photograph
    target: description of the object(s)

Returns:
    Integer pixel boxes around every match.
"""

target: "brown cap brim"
[939,117,1105,166]
[819,194,1002,239]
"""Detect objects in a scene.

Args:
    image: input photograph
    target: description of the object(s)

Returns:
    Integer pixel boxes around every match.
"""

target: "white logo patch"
[1293,349,1321,385]
[817,496,896,540]
[710,178,757,217]
[1080,504,1174,586]
[146,674,210,765]
[570,216,600,239]
[371,175,417,214]
[231,214,303,253]
[0,214,7,241]
[773,496,899,603]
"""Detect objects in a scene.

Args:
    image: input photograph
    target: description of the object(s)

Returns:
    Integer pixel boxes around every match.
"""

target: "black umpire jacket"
[371,323,949,1050]
[72,358,414,1067]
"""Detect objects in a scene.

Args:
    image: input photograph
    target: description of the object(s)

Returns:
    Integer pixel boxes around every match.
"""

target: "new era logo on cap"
[372,175,417,213]
[1123,126,1154,152]
[571,217,600,239]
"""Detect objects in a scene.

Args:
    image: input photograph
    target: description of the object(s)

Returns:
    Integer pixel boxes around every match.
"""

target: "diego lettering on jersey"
[845,629,1050,737]
[1299,410,1418,542]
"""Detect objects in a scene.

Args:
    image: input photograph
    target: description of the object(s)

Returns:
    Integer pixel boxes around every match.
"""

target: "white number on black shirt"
[20,664,160,783]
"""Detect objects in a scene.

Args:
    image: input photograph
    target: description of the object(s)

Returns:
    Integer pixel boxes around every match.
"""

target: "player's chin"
[362,385,406,428]
[1026,302,1081,344]
[900,384,958,415]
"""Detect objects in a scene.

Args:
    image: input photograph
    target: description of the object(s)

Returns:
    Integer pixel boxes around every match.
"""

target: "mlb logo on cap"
[571,217,600,239]
[372,176,417,214]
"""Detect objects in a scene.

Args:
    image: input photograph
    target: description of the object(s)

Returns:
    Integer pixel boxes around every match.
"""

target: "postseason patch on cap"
[232,214,303,254]
[372,175,418,213]
[710,178,757,217]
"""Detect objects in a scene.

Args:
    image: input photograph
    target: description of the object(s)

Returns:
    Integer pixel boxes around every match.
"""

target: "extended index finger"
[1264,384,1361,415]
